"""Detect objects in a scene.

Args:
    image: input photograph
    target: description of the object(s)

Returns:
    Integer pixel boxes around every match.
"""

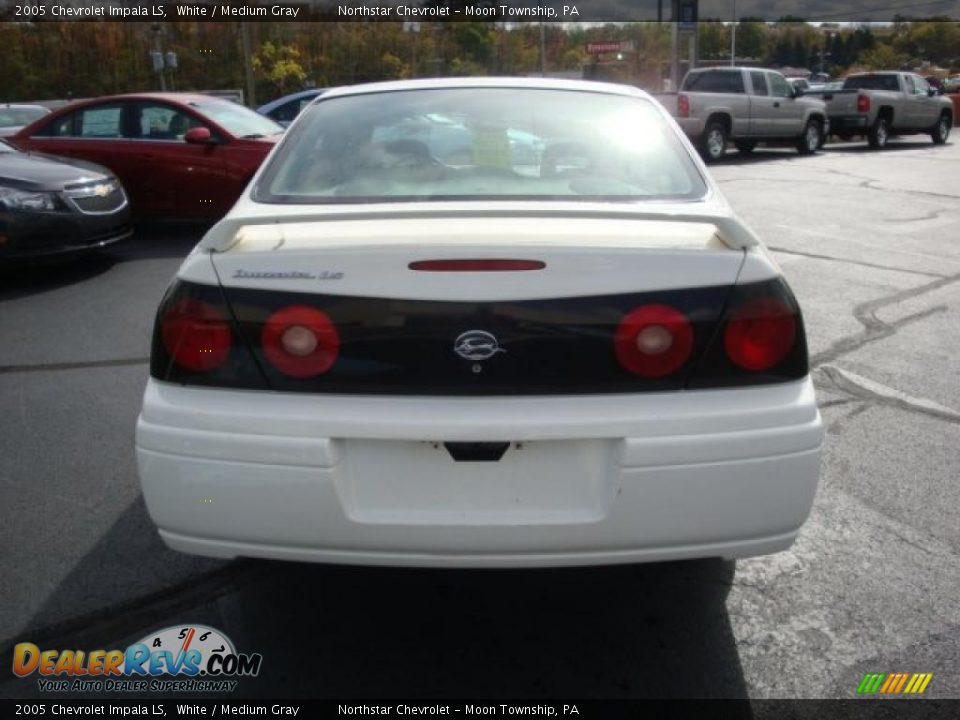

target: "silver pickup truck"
[822,72,953,148]
[668,66,829,161]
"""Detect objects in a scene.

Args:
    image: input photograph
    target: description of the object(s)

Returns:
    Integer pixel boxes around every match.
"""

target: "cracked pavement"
[1,138,959,699]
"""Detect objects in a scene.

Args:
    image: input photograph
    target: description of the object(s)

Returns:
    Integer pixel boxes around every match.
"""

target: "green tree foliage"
[858,44,907,70]
[891,21,960,66]
[698,21,729,61]
[735,20,767,60]
[251,40,307,96]
[1,20,956,105]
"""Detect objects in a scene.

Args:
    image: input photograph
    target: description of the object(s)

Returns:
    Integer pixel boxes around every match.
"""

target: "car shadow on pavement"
[0,223,205,301]
[230,558,749,699]
[112,221,211,261]
[820,141,944,154]
[8,498,751,701]
[0,252,118,302]
[710,148,819,165]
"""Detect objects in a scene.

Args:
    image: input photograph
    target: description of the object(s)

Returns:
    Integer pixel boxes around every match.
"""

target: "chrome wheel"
[706,128,726,159]
[876,122,888,147]
[797,120,822,155]
[936,117,951,144]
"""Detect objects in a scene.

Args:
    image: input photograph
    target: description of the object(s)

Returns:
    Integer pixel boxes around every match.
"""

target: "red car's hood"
[235,134,283,145]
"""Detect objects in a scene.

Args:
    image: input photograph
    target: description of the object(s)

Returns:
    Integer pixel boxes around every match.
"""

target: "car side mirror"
[793,87,804,97]
[184,127,216,144]
[928,87,938,97]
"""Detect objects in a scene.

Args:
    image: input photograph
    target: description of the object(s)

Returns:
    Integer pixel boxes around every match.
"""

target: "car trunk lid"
[209,215,745,301]
[201,215,749,395]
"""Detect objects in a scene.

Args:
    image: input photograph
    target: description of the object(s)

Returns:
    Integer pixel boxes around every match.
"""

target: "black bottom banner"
[2,699,960,720]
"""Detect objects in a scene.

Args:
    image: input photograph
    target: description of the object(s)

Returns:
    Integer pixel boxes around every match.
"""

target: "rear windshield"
[254,87,706,204]
[843,75,900,91]
[681,70,745,94]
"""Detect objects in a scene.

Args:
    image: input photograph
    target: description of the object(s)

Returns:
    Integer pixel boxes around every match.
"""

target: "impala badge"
[454,330,505,362]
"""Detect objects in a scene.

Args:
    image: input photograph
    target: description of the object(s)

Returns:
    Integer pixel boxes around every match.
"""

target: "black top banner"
[1,0,959,22]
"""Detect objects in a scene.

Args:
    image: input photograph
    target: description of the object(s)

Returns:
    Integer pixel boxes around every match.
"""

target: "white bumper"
[135,378,823,568]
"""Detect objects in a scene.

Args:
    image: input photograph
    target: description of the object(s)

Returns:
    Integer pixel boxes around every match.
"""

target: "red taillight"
[409,259,546,272]
[261,305,340,378]
[677,94,690,118]
[724,297,797,372]
[615,304,694,378]
[857,94,871,113]
[161,299,232,372]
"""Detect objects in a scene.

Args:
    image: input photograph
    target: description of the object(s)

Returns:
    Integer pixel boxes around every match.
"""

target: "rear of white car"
[136,79,822,567]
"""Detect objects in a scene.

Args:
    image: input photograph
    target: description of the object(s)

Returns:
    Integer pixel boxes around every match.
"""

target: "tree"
[251,40,306,96]
[858,44,906,70]
[736,20,767,60]
[698,21,729,61]
[792,36,807,67]
[452,21,493,66]
[771,35,792,66]
[893,21,960,66]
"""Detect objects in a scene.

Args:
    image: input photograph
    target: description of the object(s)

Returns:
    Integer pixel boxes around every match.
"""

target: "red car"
[12,93,283,219]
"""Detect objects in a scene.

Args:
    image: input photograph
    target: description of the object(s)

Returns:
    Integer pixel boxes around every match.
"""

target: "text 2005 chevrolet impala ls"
[135,78,823,568]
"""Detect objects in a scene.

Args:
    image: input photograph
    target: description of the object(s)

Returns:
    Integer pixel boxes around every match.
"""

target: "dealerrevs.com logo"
[12,624,262,693]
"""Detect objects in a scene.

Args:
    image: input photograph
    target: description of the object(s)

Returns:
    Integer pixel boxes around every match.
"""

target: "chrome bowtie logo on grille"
[454,330,505,362]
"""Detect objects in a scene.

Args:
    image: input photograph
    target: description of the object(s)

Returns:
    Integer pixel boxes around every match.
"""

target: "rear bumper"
[677,117,707,140]
[0,207,132,261]
[136,378,824,568]
[829,115,869,131]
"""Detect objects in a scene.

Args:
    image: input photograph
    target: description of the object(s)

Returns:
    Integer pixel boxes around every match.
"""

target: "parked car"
[11,93,284,219]
[924,76,946,94]
[944,76,960,94]
[822,72,953,148]
[257,88,326,127]
[0,138,131,262]
[136,78,823,568]
[804,81,844,96]
[788,77,811,93]
[0,104,51,138]
[671,66,829,161]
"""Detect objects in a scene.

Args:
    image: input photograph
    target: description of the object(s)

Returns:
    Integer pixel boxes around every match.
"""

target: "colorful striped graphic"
[857,672,933,695]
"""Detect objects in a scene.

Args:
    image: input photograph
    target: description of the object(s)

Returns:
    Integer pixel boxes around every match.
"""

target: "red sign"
[586,41,632,55]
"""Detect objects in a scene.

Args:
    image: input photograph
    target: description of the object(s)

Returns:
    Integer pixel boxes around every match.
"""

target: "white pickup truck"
[822,71,953,148]
[667,66,829,161]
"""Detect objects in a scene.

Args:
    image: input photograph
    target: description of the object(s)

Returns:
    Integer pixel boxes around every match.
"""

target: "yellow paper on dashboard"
[471,127,511,168]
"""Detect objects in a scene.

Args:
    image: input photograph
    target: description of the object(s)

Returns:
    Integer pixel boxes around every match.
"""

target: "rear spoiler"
[198,202,763,254]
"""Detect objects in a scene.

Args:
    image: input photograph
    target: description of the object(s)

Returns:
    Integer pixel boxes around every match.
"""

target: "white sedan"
[136,78,823,568]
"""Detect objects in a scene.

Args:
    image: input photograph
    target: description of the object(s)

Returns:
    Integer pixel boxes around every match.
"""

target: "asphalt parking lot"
[2,137,959,700]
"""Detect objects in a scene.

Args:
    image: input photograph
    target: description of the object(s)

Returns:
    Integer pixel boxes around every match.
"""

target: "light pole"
[820,32,833,77]
[670,2,678,91]
[149,25,178,92]
[403,21,420,77]
[150,24,166,91]
[730,0,736,66]
[240,23,256,107]
[539,22,546,75]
